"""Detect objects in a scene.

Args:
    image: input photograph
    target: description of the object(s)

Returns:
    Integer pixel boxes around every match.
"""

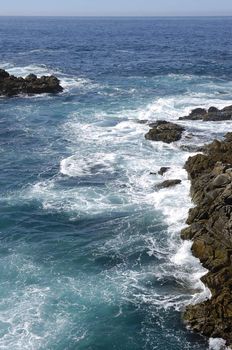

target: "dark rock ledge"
[0,69,63,96]
[179,105,232,121]
[181,132,232,347]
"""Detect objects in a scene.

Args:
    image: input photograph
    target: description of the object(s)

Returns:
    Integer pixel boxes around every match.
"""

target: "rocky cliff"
[181,133,232,347]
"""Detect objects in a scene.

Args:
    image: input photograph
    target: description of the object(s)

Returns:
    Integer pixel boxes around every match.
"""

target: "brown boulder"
[145,121,185,143]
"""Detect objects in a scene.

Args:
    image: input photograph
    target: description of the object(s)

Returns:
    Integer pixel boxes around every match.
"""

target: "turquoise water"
[1,17,232,349]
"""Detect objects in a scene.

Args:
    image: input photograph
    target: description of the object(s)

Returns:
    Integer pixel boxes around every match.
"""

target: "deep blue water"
[1,17,232,350]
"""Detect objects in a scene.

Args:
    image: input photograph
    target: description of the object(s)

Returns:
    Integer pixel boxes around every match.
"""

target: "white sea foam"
[8,70,232,340]
[19,48,66,55]
[6,64,55,78]
[60,153,117,177]
[135,93,232,123]
[209,338,231,350]
[24,112,208,312]
[0,252,90,350]
[60,76,92,90]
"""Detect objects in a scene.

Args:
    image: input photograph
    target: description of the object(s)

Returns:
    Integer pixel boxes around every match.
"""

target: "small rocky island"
[145,120,185,143]
[0,69,63,96]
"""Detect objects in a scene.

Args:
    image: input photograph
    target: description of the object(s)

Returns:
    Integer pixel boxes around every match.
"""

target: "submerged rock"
[155,179,181,189]
[180,144,204,152]
[145,120,185,143]
[0,69,63,96]
[182,133,232,347]
[136,119,149,124]
[158,166,170,176]
[179,105,232,121]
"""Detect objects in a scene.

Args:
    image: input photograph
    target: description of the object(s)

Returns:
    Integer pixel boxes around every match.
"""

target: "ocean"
[0,16,232,350]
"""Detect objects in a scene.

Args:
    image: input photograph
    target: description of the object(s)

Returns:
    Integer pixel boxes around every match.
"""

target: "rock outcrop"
[181,133,232,347]
[145,121,185,143]
[179,106,232,121]
[0,69,63,96]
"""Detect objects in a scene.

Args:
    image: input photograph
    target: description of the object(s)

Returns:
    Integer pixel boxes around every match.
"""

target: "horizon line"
[1,15,232,18]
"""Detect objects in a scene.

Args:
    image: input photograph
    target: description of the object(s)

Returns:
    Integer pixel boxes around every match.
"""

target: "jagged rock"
[155,179,181,189]
[182,132,232,347]
[158,167,170,175]
[208,106,219,113]
[0,69,10,79]
[211,174,231,188]
[0,69,63,96]
[25,73,37,82]
[179,105,232,121]
[222,105,232,112]
[145,121,185,143]
[191,108,207,116]
[179,108,207,120]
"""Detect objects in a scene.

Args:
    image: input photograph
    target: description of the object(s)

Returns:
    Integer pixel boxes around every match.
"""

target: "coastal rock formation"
[145,120,185,143]
[181,133,232,347]
[0,69,63,96]
[179,106,232,121]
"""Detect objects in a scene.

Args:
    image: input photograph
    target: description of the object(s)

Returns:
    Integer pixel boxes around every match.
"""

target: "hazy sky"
[1,0,232,16]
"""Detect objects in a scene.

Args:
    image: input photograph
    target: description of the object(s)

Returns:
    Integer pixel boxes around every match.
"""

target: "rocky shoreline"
[181,133,232,347]
[145,107,232,347]
[0,69,63,96]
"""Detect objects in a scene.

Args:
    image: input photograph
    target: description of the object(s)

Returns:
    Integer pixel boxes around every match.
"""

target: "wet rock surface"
[0,69,63,96]
[180,144,204,153]
[182,132,232,347]
[158,167,170,176]
[156,179,181,190]
[179,105,232,121]
[145,120,185,143]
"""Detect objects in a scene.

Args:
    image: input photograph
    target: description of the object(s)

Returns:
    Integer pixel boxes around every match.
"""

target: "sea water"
[1,17,232,350]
